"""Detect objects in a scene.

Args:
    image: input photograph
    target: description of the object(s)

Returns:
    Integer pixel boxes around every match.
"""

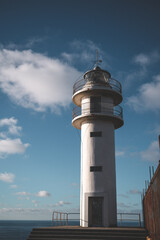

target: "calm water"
[0,220,142,240]
[0,220,80,240]
[0,220,54,240]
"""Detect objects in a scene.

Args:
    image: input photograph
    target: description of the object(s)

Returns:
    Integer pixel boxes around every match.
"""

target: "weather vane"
[95,49,102,67]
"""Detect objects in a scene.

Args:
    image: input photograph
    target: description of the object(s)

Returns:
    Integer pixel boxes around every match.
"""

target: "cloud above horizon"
[0,172,15,183]
[0,117,22,136]
[15,191,31,196]
[119,50,160,91]
[116,151,125,157]
[0,138,29,156]
[55,200,72,207]
[141,141,159,162]
[127,74,160,112]
[62,40,104,65]
[36,190,51,197]
[0,49,82,113]
[133,51,160,67]
[0,117,29,158]
[128,189,141,195]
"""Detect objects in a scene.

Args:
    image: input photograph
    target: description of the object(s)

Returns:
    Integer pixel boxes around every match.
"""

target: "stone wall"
[143,162,160,240]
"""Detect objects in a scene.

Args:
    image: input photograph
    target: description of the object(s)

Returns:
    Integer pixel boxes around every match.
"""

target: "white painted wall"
[80,96,117,227]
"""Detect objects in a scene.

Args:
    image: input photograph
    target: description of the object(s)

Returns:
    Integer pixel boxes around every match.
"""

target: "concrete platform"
[27,226,148,240]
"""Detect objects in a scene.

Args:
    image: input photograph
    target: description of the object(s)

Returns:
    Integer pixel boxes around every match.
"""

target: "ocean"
[0,220,54,240]
[0,220,142,240]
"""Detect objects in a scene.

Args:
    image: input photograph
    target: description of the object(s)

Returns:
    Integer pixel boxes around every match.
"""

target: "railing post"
[65,213,67,226]
[60,212,61,226]
[66,213,67,225]
[63,213,65,225]
[139,213,141,227]
[52,212,54,225]
[120,213,122,226]
[67,213,68,226]
[56,212,58,226]
[63,213,66,225]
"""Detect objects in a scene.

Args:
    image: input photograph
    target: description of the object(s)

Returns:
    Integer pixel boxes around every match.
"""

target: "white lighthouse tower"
[72,60,123,227]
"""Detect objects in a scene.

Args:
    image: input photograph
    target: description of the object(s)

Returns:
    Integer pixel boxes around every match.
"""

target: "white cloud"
[70,40,100,62]
[0,117,22,136]
[116,151,125,157]
[10,184,18,189]
[119,51,160,91]
[133,51,160,67]
[32,200,39,207]
[25,37,47,48]
[61,52,74,63]
[141,141,159,162]
[117,202,130,209]
[127,74,160,112]
[0,117,17,127]
[36,190,51,197]
[0,138,29,158]
[0,172,15,183]
[0,117,29,158]
[120,69,146,91]
[4,37,47,50]
[61,40,110,70]
[118,194,128,199]
[128,189,141,195]
[8,125,22,136]
[0,49,81,112]
[0,132,7,138]
[15,192,30,200]
[15,192,30,196]
[0,207,81,220]
[134,54,150,66]
[0,207,54,220]
[55,200,71,206]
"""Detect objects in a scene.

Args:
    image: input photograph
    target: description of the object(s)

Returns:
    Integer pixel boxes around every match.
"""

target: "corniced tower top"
[72,53,124,130]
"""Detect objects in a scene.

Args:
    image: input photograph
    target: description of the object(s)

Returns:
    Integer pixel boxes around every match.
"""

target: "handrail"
[73,104,123,120]
[73,77,122,95]
[117,213,141,227]
[52,211,69,226]
[52,211,80,226]
[52,211,142,227]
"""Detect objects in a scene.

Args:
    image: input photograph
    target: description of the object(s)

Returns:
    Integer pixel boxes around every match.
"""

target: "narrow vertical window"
[90,96,101,113]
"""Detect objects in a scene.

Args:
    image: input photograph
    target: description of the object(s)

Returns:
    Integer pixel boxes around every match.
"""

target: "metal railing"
[52,211,80,226]
[117,213,141,227]
[52,211,142,227]
[73,104,123,120]
[73,77,122,95]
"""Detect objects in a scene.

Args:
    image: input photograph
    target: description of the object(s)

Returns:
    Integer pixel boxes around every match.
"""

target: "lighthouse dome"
[84,66,111,84]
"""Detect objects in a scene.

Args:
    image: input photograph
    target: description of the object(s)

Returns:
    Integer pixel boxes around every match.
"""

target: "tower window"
[90,131,102,137]
[90,166,102,172]
[90,96,101,113]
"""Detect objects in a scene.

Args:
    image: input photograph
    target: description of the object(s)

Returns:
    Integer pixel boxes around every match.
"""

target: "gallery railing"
[73,77,122,95]
[52,211,141,227]
[73,104,123,120]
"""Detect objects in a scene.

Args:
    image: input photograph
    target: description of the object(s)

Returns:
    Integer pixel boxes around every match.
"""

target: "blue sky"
[0,0,160,220]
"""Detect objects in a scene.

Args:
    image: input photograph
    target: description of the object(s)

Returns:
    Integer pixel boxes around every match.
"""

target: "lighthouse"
[72,61,123,227]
